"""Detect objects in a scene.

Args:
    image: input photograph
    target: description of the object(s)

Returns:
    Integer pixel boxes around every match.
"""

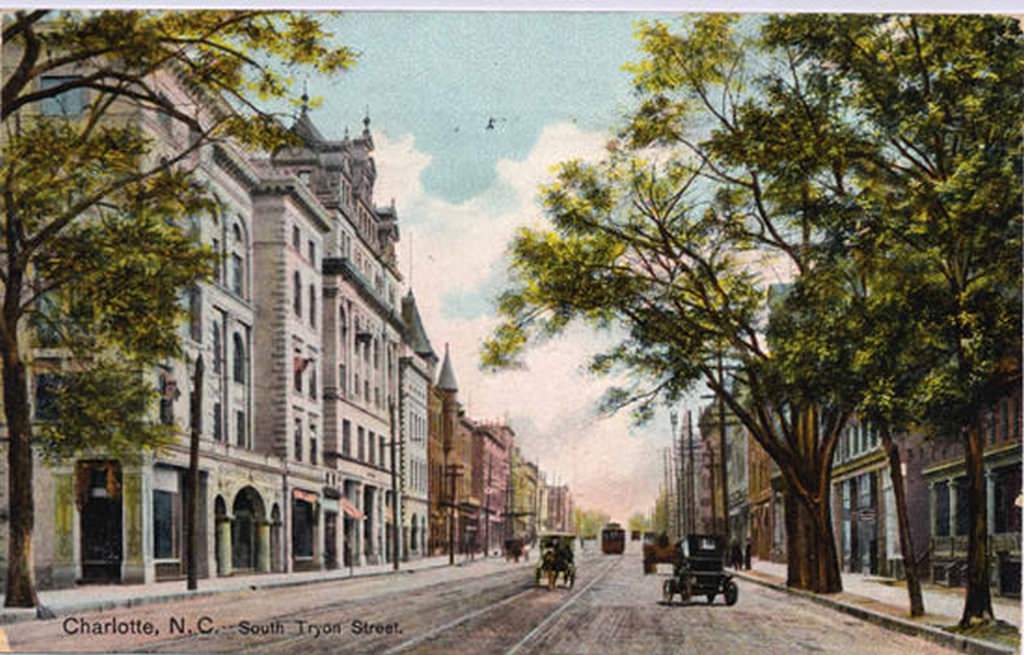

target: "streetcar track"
[136,563,535,653]
[505,555,620,655]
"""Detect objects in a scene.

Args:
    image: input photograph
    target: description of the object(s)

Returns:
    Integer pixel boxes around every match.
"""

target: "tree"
[485,15,868,594]
[572,507,610,538]
[764,14,1022,625]
[1,10,355,607]
[627,512,650,534]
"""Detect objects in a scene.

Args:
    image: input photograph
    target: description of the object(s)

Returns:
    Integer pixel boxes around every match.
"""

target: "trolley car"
[600,522,626,554]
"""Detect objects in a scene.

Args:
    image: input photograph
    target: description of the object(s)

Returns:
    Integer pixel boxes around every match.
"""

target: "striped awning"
[340,498,365,519]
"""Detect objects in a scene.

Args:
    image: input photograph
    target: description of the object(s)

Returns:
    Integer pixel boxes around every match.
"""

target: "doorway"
[79,462,122,583]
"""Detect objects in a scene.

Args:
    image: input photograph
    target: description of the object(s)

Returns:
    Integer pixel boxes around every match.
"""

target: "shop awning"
[340,498,365,519]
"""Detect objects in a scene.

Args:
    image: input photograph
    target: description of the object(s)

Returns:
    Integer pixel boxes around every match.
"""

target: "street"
[4,545,962,654]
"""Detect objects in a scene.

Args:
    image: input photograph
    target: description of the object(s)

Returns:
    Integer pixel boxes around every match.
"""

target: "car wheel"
[725,581,738,606]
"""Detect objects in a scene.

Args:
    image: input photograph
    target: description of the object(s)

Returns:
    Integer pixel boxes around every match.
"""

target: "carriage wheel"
[725,581,738,606]
[662,579,674,605]
[679,576,691,603]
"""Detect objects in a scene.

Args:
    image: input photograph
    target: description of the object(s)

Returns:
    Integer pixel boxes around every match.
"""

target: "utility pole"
[718,353,730,545]
[186,355,204,591]
[670,411,682,540]
[687,410,695,533]
[389,400,400,571]
[484,454,492,558]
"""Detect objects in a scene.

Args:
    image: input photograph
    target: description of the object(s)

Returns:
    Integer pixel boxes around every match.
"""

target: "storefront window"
[152,468,181,560]
[994,467,1022,534]
[934,481,950,537]
[292,499,314,558]
[955,478,970,536]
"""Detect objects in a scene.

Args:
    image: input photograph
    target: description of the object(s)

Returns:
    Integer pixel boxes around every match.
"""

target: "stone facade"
[471,422,514,554]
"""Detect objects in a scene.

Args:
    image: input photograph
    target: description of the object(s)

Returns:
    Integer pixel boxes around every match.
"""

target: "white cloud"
[374,124,673,522]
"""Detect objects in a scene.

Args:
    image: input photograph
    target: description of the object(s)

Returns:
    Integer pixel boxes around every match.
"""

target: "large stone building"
[0,62,447,588]
[399,290,437,559]
[471,421,514,555]
[747,435,786,563]
[510,447,540,542]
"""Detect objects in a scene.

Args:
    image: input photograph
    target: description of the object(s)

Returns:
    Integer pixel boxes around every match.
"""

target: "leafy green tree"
[764,14,1022,626]
[485,15,865,594]
[627,511,650,534]
[1,10,354,607]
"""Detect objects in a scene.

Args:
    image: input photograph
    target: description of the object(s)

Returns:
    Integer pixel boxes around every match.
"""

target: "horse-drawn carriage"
[535,532,576,590]
[504,537,528,562]
[642,533,677,574]
[662,534,738,606]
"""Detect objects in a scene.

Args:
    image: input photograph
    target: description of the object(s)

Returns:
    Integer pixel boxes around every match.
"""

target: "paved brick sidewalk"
[742,558,1020,628]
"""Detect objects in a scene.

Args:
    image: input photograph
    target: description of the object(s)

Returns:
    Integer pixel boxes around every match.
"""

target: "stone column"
[355,484,365,567]
[948,478,957,556]
[217,516,233,576]
[52,471,77,587]
[257,520,271,573]
[986,469,996,536]
[121,468,150,584]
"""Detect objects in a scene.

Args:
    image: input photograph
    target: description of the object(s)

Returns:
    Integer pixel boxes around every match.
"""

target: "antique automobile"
[535,532,576,590]
[642,532,677,574]
[662,534,738,606]
[600,522,626,554]
[504,537,527,562]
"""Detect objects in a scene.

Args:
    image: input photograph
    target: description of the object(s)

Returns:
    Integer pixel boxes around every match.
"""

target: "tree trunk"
[783,479,842,593]
[881,426,924,617]
[960,421,994,626]
[186,356,203,591]
[2,334,38,607]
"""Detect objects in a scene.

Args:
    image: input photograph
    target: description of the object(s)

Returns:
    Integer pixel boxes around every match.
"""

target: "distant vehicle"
[600,522,626,554]
[643,533,677,574]
[630,530,641,541]
[536,532,576,590]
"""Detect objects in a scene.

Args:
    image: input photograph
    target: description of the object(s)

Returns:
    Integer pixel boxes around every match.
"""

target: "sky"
[300,12,700,524]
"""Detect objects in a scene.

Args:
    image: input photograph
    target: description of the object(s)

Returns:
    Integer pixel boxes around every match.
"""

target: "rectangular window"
[34,373,61,421]
[294,420,303,462]
[213,402,223,441]
[310,434,318,466]
[1001,399,1010,443]
[153,490,177,559]
[308,241,316,266]
[955,477,970,536]
[212,238,222,284]
[990,406,998,445]
[379,436,386,468]
[292,499,314,558]
[292,226,301,251]
[40,76,86,117]
[357,427,365,461]
[994,466,1022,534]
[339,364,347,397]
[236,410,246,447]
[368,431,375,465]
[342,420,351,457]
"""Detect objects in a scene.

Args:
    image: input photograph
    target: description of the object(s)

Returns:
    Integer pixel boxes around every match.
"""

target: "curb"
[732,570,1017,655]
[0,558,466,627]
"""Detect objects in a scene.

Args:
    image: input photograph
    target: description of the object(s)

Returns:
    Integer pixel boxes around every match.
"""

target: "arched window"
[233,333,246,383]
[293,271,302,317]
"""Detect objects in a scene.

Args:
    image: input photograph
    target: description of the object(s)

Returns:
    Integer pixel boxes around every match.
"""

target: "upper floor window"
[212,321,222,374]
[293,272,302,317]
[309,285,317,328]
[232,333,246,383]
[35,372,62,421]
[231,255,243,296]
[230,221,247,298]
[342,420,352,456]
[40,76,86,117]
[292,225,301,251]
[294,420,303,462]
[158,373,175,425]
[308,241,316,267]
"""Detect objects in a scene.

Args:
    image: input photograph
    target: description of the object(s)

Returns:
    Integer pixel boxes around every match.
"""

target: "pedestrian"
[744,540,752,570]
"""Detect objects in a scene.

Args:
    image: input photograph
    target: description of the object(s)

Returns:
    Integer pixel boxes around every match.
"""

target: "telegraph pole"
[186,355,204,591]
[686,410,695,533]
[389,400,400,571]
[718,353,730,544]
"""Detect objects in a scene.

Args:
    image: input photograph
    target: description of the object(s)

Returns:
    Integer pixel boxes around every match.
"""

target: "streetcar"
[600,522,626,554]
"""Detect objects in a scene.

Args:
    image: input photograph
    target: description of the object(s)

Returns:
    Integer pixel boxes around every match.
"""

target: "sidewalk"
[734,558,1020,655]
[0,552,512,626]
[745,559,1020,627]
